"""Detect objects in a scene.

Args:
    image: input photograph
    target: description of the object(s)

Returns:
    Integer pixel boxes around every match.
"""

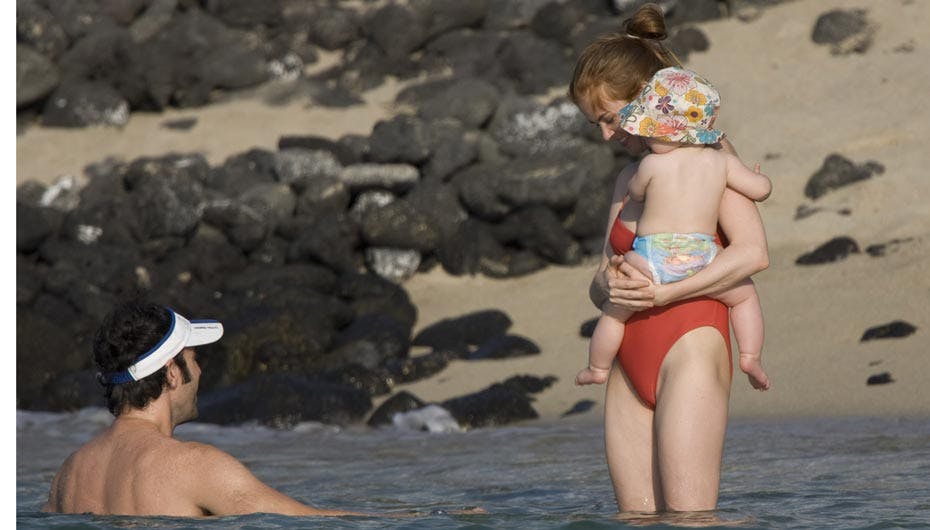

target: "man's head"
[93,301,222,418]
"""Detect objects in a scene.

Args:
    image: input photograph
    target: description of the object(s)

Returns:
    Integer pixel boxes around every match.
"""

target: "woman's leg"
[653,327,731,512]
[604,362,664,512]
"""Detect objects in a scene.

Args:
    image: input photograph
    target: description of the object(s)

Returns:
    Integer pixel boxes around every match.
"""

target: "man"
[43,300,365,517]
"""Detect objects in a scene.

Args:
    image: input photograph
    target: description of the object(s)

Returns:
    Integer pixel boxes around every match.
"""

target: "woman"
[569,4,770,513]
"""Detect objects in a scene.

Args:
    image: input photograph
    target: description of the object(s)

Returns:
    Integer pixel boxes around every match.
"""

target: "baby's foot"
[739,352,771,391]
[575,366,611,386]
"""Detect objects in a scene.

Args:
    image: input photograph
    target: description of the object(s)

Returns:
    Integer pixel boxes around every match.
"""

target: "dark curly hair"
[93,301,191,416]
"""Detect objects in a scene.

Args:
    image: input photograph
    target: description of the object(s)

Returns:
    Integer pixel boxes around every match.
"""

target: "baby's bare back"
[634,146,728,236]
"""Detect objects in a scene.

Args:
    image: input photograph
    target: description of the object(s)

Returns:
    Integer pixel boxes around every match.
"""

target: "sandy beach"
[16,0,930,422]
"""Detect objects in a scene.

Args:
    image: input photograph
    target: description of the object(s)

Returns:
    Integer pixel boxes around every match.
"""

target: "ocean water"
[16,410,930,529]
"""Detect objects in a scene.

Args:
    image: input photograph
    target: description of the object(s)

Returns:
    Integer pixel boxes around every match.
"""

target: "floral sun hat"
[617,66,725,144]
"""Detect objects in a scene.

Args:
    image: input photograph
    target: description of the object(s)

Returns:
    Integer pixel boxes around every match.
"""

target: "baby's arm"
[724,152,772,202]
[626,156,653,202]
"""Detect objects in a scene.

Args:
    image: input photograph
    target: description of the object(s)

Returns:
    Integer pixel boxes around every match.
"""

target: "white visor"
[105,308,223,385]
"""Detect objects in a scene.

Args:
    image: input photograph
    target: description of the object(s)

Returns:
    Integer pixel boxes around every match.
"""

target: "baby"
[577,67,772,391]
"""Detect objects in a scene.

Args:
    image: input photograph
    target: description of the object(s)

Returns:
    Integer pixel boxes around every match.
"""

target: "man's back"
[46,420,208,516]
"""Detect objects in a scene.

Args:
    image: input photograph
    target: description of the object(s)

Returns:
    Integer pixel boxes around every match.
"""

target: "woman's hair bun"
[622,2,668,41]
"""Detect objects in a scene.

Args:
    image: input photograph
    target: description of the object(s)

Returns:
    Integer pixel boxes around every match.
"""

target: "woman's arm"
[589,164,653,311]
[603,138,769,308]
[652,185,770,306]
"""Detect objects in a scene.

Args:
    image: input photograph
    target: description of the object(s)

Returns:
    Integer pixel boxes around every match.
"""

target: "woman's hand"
[602,255,656,311]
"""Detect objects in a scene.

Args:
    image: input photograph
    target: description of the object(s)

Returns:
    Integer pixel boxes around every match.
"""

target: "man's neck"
[115,399,176,436]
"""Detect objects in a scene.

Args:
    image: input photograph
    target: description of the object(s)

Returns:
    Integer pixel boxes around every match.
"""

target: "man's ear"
[165,360,181,390]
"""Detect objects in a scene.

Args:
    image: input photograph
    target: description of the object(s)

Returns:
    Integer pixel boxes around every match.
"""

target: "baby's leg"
[713,278,771,390]
[621,250,655,283]
[577,306,633,386]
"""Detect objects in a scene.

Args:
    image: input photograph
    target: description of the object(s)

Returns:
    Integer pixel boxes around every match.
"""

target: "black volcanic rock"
[325,313,412,371]
[492,206,583,265]
[496,31,572,95]
[441,384,538,429]
[804,154,884,200]
[468,334,541,360]
[198,374,372,428]
[866,372,893,386]
[501,374,557,395]
[359,199,441,252]
[812,9,869,44]
[400,77,500,130]
[384,349,457,385]
[284,211,361,274]
[529,1,587,45]
[16,202,59,253]
[422,119,479,182]
[206,149,277,197]
[16,1,70,59]
[123,154,209,240]
[303,5,362,50]
[422,28,506,79]
[580,318,598,338]
[413,309,513,350]
[411,0,489,39]
[16,44,60,108]
[368,391,426,427]
[795,236,860,265]
[368,115,432,165]
[42,81,129,127]
[860,321,917,342]
[363,3,428,60]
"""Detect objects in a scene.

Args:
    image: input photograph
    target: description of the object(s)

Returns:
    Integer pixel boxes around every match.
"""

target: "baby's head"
[617,67,725,147]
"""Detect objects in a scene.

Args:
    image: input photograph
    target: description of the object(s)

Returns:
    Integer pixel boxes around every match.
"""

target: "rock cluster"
[17,0,782,428]
[17,0,728,125]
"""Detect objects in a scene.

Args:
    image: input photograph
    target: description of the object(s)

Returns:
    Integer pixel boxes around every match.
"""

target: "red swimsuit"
[609,214,732,408]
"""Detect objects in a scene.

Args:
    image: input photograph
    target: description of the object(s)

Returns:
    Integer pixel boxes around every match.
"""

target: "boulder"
[795,236,860,265]
[338,272,418,329]
[198,374,372,428]
[860,321,917,342]
[811,8,874,54]
[16,44,60,108]
[340,164,420,193]
[441,383,538,429]
[804,154,884,200]
[367,391,426,427]
[368,115,432,165]
[301,5,362,50]
[383,349,456,385]
[273,148,343,191]
[364,247,422,283]
[413,309,513,350]
[123,154,209,240]
[363,3,429,60]
[205,149,278,197]
[16,1,70,59]
[42,81,129,127]
[399,76,500,129]
[284,211,361,273]
[359,199,441,252]
[468,334,541,360]
[491,206,584,265]
[496,31,572,95]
